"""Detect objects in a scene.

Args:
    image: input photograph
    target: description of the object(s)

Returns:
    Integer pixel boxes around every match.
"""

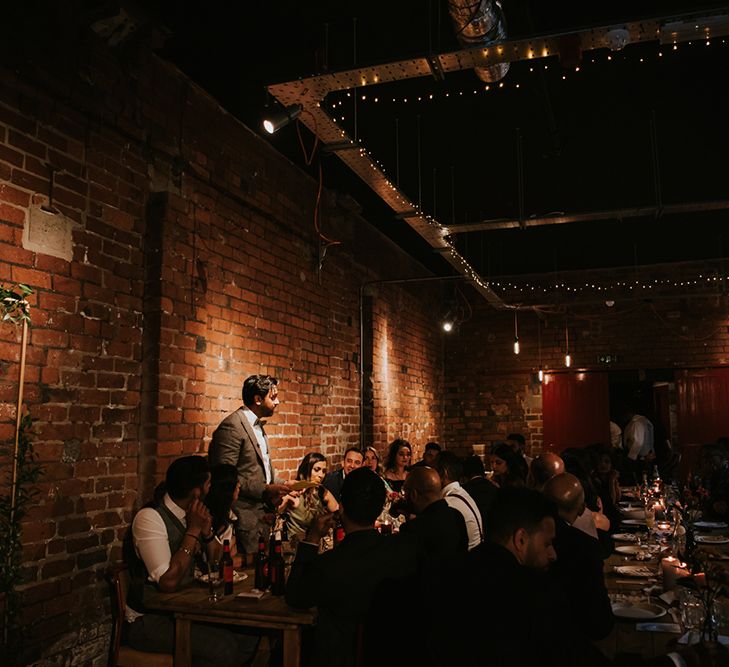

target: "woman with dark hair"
[490,443,528,488]
[280,452,339,540]
[204,463,241,563]
[383,439,412,493]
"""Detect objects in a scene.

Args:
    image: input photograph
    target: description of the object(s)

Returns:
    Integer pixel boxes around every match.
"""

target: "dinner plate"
[196,570,248,585]
[621,509,646,520]
[613,533,639,542]
[622,519,647,526]
[695,535,729,544]
[615,545,644,555]
[614,565,656,578]
[694,521,729,530]
[612,603,666,620]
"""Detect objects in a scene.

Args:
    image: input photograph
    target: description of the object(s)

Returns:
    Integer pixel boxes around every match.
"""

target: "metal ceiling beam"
[266,8,729,310]
[444,199,729,233]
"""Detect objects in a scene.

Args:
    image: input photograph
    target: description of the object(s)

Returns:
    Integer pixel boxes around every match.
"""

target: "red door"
[675,368,729,475]
[542,371,610,452]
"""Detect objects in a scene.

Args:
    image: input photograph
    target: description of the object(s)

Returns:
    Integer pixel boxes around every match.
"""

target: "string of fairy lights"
[488,272,729,294]
[326,38,728,116]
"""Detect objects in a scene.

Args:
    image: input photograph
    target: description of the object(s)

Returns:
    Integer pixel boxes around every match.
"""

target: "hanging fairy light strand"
[326,38,727,112]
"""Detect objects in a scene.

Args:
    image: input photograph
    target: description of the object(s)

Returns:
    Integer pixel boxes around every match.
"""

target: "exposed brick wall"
[446,285,729,458]
[0,36,444,666]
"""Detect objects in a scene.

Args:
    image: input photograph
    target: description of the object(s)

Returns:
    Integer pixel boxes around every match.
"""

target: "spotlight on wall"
[441,311,456,332]
[263,103,303,134]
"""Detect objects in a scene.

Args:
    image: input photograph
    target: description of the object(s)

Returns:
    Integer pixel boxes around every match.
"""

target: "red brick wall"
[446,287,729,458]
[0,38,444,665]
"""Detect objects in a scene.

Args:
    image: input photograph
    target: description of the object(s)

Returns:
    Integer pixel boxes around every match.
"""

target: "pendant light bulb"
[514,337,520,355]
[538,368,544,383]
[565,353,572,368]
[513,311,520,355]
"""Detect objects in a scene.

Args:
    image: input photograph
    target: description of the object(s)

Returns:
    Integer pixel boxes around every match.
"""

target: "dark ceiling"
[9,1,729,279]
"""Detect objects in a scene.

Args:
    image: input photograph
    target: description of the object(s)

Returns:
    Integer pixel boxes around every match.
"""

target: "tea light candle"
[657,521,671,531]
[661,557,689,591]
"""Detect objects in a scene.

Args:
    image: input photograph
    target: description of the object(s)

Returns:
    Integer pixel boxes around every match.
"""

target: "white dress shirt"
[127,493,187,621]
[442,481,484,551]
[243,407,272,483]
[624,414,654,461]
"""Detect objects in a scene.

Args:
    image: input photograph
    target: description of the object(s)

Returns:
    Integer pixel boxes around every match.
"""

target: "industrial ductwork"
[448,0,509,82]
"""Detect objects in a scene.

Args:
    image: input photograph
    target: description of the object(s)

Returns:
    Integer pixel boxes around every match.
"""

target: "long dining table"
[595,491,729,662]
[144,567,316,667]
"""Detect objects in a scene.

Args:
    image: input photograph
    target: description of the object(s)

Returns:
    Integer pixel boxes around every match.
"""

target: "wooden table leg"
[282,627,301,667]
[175,617,192,667]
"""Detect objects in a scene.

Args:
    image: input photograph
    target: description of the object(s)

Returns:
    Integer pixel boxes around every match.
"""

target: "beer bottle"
[221,539,234,596]
[254,532,268,590]
[270,530,286,595]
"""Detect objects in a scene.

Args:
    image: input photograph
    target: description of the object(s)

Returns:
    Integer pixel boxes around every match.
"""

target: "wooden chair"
[107,563,173,667]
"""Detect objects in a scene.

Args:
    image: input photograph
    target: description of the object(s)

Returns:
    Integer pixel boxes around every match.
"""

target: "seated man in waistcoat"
[125,455,257,667]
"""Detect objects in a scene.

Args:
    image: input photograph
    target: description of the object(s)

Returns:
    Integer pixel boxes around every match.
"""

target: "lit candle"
[661,557,689,591]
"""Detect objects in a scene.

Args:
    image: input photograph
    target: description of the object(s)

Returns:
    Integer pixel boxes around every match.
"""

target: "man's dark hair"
[242,374,278,405]
[424,442,441,453]
[340,467,386,526]
[507,433,526,446]
[487,487,556,544]
[166,456,210,501]
[435,450,463,483]
[462,454,485,478]
[344,446,363,459]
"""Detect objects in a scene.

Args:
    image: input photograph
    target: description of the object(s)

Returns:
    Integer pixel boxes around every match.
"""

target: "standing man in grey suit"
[208,374,291,554]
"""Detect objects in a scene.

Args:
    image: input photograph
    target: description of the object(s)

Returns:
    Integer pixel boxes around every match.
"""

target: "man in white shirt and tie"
[209,374,291,554]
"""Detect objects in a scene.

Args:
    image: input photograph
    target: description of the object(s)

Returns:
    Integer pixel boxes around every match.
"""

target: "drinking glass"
[207,562,220,603]
[678,588,705,643]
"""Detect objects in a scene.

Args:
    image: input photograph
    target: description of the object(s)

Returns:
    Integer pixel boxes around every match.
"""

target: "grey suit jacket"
[208,407,282,551]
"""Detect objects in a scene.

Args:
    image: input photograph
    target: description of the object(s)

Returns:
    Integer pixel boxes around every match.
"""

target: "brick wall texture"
[0,37,444,665]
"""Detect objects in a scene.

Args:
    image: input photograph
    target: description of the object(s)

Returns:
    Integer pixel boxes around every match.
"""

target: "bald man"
[400,466,468,560]
[543,473,613,641]
[528,452,564,491]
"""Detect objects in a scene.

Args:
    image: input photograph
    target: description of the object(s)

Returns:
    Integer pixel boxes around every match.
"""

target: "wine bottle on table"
[269,530,285,596]
[254,532,268,590]
[221,539,234,596]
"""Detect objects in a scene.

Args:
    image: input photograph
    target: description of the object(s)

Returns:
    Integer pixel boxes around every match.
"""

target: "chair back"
[106,563,173,667]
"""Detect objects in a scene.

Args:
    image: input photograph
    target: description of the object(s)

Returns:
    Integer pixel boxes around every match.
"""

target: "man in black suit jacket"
[322,447,364,502]
[543,472,614,641]
[462,454,497,530]
[285,467,416,667]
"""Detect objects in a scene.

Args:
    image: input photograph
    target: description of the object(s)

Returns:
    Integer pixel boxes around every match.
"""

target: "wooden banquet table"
[595,494,729,661]
[144,568,316,667]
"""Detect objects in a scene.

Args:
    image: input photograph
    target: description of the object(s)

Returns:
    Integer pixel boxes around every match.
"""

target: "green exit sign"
[597,354,620,364]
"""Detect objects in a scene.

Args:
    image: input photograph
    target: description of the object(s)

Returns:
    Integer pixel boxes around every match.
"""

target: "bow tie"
[255,419,267,427]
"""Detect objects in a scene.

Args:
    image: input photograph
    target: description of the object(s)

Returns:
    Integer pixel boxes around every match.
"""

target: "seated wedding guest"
[490,443,528,488]
[203,463,242,565]
[285,467,416,667]
[383,438,412,493]
[125,456,257,666]
[436,451,484,550]
[462,454,497,524]
[506,432,532,466]
[323,447,363,502]
[279,452,338,541]
[410,441,441,468]
[561,448,612,556]
[375,466,468,666]
[542,472,613,641]
[527,452,564,491]
[446,486,608,667]
[587,444,622,530]
[363,446,382,474]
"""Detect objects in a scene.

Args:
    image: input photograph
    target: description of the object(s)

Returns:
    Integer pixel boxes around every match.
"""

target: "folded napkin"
[636,623,681,633]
